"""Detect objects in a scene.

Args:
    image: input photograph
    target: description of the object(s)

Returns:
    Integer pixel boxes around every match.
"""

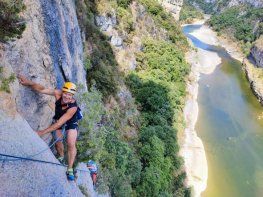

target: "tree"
[0,0,26,42]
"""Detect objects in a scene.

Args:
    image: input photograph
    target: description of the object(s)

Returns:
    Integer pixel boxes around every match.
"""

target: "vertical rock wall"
[1,0,86,131]
[0,0,90,196]
[251,36,263,68]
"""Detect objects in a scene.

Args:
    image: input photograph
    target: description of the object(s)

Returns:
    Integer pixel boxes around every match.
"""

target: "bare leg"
[67,129,77,169]
[55,129,64,157]
[92,173,97,185]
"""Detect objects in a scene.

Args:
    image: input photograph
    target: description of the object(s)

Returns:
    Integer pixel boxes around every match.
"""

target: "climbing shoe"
[57,156,65,164]
[66,168,75,181]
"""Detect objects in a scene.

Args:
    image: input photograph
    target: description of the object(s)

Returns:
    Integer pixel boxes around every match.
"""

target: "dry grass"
[255,35,263,50]
[244,59,263,93]
[97,0,117,14]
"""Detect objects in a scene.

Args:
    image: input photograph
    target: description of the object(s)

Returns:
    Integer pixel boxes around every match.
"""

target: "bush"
[180,0,204,23]
[116,6,134,34]
[76,0,122,98]
[139,0,189,51]
[126,37,190,195]
[0,66,15,93]
[117,0,132,9]
[0,0,26,42]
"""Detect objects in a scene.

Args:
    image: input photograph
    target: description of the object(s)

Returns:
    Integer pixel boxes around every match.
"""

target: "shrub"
[0,0,26,42]
[117,0,132,9]
[126,37,190,195]
[180,0,204,23]
[0,66,15,93]
[139,0,189,51]
[208,5,263,52]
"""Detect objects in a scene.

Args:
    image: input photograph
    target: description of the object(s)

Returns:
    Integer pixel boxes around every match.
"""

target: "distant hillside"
[186,0,263,109]
[179,0,204,23]
[208,5,263,54]
[188,0,263,13]
[187,0,262,56]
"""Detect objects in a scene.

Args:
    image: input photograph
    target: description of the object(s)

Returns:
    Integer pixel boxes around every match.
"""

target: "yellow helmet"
[62,82,76,95]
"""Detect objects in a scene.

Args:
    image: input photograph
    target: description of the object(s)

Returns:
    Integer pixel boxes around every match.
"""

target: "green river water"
[183,25,263,197]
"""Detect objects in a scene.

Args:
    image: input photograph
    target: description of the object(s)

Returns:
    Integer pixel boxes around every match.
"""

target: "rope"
[1,130,65,162]
[0,153,90,173]
[0,122,112,174]
[0,153,66,166]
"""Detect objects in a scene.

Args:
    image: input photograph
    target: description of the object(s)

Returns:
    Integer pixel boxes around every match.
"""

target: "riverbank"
[214,23,263,108]
[181,15,263,197]
[181,19,222,197]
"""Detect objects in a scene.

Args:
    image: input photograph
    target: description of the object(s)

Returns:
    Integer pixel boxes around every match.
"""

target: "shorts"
[91,172,97,180]
[53,119,78,131]
[52,120,79,142]
[63,122,78,130]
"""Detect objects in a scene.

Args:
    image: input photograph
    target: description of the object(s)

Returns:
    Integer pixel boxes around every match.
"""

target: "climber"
[17,75,79,181]
[87,160,98,190]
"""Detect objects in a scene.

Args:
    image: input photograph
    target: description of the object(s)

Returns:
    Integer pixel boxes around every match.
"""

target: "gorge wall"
[243,36,263,105]
[0,0,91,196]
[0,0,190,196]
[251,36,263,69]
[227,0,263,8]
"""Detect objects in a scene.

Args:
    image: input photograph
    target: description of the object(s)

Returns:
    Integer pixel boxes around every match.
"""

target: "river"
[183,24,263,197]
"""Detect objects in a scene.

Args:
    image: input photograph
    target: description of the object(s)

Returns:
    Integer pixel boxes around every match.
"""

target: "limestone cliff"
[243,59,263,104]
[243,36,263,104]
[94,1,169,72]
[0,0,92,196]
[159,0,184,20]
[251,36,263,68]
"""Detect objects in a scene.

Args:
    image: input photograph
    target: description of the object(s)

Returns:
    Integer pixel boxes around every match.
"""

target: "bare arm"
[17,75,61,99]
[37,107,78,136]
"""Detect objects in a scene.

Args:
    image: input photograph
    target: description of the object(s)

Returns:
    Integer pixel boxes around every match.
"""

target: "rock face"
[243,36,263,104]
[0,0,90,196]
[2,0,86,131]
[159,0,183,20]
[116,2,169,72]
[243,59,263,104]
[95,13,123,48]
[227,0,263,8]
[0,92,84,196]
[251,36,263,68]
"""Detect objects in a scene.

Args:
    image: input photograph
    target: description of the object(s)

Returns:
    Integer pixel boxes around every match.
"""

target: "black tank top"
[53,97,78,124]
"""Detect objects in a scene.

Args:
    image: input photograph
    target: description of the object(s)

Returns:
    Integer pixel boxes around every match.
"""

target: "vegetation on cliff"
[180,0,204,23]
[188,0,229,14]
[126,38,190,196]
[76,0,190,196]
[80,0,120,98]
[139,0,189,51]
[0,0,26,42]
[208,6,263,54]
[0,66,15,93]
[208,6,263,42]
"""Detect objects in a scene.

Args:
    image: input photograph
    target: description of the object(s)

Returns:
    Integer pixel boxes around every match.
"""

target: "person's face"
[62,91,74,104]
